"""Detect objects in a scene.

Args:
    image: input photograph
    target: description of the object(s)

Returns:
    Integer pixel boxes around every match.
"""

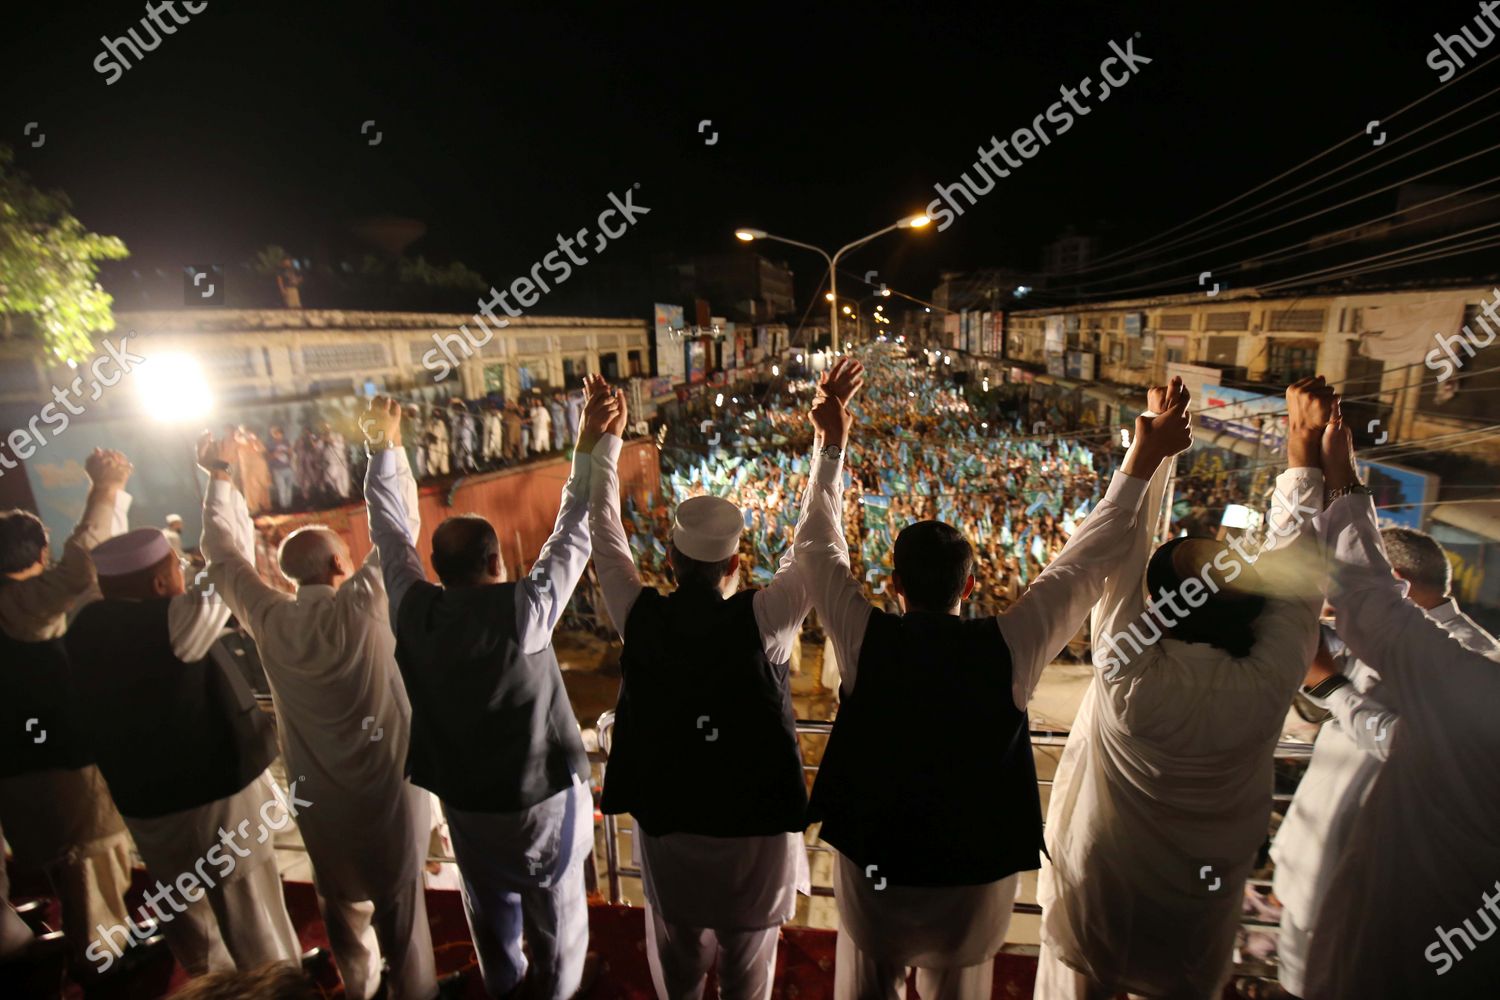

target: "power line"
[1063,81,1500,279]
[1061,177,1500,300]
[1059,50,1500,273]
[1054,140,1500,295]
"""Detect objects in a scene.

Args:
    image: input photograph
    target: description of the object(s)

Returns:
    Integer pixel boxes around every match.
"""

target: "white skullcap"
[92,528,174,577]
[165,513,183,524]
[672,496,744,562]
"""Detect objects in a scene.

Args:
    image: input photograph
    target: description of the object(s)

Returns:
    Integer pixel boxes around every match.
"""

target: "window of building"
[1266,338,1319,383]
[1205,336,1239,366]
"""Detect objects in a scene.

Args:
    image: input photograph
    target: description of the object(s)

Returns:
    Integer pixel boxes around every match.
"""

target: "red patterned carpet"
[5,869,1180,1000]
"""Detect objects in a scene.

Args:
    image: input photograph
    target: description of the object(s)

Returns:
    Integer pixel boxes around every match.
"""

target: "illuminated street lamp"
[734,213,930,351]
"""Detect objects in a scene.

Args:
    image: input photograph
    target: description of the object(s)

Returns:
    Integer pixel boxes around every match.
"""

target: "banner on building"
[653,303,686,380]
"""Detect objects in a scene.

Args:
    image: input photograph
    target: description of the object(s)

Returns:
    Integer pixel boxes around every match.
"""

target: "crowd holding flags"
[625,351,1112,616]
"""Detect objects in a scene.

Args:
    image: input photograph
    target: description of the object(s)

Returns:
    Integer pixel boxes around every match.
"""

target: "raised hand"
[819,357,866,407]
[1321,399,1358,494]
[1286,375,1337,435]
[361,394,403,450]
[86,448,133,491]
[607,386,629,438]
[579,384,619,451]
[1123,375,1192,478]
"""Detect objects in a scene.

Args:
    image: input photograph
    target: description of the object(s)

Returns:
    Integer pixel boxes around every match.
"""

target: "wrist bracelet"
[1303,674,1351,699]
[1325,483,1372,505]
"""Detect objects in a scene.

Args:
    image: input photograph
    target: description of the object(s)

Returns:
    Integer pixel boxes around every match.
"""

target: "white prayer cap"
[672,496,743,562]
[92,528,174,577]
[165,513,183,526]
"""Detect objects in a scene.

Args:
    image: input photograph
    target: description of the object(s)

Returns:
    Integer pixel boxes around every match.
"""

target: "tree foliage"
[0,145,129,363]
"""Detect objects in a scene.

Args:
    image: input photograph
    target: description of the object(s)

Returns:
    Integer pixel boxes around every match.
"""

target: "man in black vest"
[0,448,143,980]
[588,370,857,999]
[797,358,1193,999]
[66,516,301,977]
[362,385,615,1000]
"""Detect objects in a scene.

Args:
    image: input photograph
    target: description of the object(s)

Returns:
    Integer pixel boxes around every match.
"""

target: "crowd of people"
[1,347,1498,1000]
[209,390,588,515]
[628,354,1111,625]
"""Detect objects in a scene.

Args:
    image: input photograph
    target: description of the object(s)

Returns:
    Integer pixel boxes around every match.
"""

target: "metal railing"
[593,713,1312,925]
[250,697,1310,952]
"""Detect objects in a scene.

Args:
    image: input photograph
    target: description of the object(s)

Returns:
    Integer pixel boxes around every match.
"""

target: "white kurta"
[1036,464,1324,998]
[202,458,428,903]
[1304,492,1500,999]
[588,432,813,930]
[1270,602,1498,944]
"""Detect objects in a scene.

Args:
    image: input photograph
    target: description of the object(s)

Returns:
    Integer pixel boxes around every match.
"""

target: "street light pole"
[735,213,931,353]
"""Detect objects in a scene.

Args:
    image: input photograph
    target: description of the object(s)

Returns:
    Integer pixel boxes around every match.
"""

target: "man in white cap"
[64,482,301,976]
[362,383,616,1000]
[590,369,854,1000]
[164,514,186,557]
[196,430,437,1000]
[0,449,144,982]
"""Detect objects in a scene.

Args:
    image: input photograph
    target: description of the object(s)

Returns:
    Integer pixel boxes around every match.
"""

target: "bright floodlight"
[714,392,724,407]
[735,229,765,241]
[842,305,852,315]
[899,214,931,228]
[825,292,836,302]
[879,288,891,296]
[796,353,804,363]
[136,352,213,423]
[771,364,780,376]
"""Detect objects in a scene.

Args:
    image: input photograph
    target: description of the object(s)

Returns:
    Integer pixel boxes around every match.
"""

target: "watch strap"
[1303,674,1352,700]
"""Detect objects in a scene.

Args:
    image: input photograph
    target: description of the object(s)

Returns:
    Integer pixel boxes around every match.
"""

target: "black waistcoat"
[393,580,588,812]
[601,586,807,837]
[807,609,1043,887]
[0,625,93,778]
[65,597,276,818]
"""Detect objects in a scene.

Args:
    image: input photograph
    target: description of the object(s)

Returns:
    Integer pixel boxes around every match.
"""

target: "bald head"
[278,527,351,588]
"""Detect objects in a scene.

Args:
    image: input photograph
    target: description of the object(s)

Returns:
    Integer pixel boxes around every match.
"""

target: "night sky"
[1,1,1484,312]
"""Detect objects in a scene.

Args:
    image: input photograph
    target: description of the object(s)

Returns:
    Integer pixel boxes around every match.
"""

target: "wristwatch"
[1325,482,1373,505]
[1302,674,1352,699]
[819,444,843,462]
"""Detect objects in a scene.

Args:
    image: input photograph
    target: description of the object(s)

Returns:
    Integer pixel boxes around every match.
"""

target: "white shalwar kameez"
[1302,490,1500,999]
[1269,599,1498,995]
[1035,464,1324,999]
[800,448,1160,1000]
[589,431,811,1000]
[113,558,301,975]
[201,454,436,999]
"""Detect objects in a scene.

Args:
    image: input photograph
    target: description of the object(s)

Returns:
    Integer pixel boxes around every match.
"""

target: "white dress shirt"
[798,446,1154,967]
[1304,492,1500,999]
[201,456,428,902]
[1037,464,1324,998]
[588,432,812,929]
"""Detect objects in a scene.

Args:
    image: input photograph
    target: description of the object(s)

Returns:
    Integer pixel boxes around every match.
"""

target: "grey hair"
[277,526,341,586]
[1380,526,1451,594]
